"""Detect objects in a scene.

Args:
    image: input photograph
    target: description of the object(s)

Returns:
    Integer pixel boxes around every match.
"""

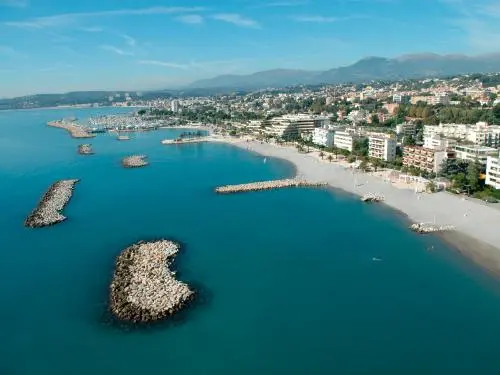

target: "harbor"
[215,179,327,194]
[109,240,195,323]
[122,155,148,168]
[24,179,80,228]
[47,120,95,138]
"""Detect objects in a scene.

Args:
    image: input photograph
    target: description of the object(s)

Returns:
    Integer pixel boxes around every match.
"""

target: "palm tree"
[327,155,333,163]
[319,151,325,159]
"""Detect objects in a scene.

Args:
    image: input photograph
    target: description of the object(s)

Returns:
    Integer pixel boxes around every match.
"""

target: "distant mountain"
[186,53,500,89]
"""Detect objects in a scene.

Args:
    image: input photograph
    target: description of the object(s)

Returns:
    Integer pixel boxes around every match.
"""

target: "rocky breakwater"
[47,120,94,138]
[410,223,456,234]
[78,144,94,155]
[109,240,195,323]
[24,179,80,228]
[122,155,148,168]
[361,193,385,202]
[215,178,327,194]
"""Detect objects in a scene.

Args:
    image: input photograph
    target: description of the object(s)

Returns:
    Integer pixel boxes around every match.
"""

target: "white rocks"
[410,223,456,234]
[361,193,385,202]
[78,144,94,155]
[215,179,326,194]
[109,240,194,323]
[24,179,80,228]
[122,155,148,168]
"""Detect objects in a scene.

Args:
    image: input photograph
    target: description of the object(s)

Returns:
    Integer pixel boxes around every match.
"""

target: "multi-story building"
[452,145,498,165]
[369,135,397,161]
[424,122,500,147]
[264,114,329,137]
[403,146,450,173]
[486,154,500,189]
[170,100,179,113]
[392,93,410,104]
[423,135,457,150]
[428,93,450,105]
[312,128,334,147]
[334,131,358,152]
[396,123,417,137]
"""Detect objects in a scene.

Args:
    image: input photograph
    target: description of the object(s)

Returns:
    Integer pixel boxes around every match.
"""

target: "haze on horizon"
[0,0,499,98]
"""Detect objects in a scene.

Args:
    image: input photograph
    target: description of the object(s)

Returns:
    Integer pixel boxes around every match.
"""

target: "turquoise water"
[2,108,500,374]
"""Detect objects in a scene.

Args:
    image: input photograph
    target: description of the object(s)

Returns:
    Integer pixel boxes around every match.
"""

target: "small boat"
[372,257,382,262]
[263,157,267,164]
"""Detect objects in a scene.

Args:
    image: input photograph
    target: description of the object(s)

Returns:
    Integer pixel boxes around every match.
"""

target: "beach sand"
[215,137,500,275]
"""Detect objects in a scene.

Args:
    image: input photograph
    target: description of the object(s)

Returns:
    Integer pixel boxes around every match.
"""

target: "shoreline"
[213,137,500,276]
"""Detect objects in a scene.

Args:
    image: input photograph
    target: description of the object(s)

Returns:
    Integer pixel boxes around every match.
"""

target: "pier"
[410,223,456,234]
[122,155,148,168]
[24,179,79,228]
[361,193,385,202]
[109,240,195,323]
[47,120,94,138]
[78,144,94,155]
[215,179,327,194]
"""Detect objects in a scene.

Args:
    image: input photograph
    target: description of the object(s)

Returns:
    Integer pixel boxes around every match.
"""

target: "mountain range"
[186,53,500,90]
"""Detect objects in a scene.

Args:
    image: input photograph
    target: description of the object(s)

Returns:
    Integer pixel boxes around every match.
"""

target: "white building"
[396,123,417,137]
[453,145,498,165]
[171,100,179,113]
[486,154,500,189]
[334,131,358,152]
[424,122,500,147]
[312,128,334,147]
[428,93,450,105]
[369,135,397,161]
[265,114,329,138]
[423,135,457,150]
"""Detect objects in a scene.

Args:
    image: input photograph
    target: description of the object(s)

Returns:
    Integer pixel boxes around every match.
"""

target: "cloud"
[176,14,204,24]
[5,6,206,29]
[121,34,137,47]
[100,45,134,56]
[0,0,28,7]
[212,13,260,28]
[138,60,189,69]
[292,15,338,23]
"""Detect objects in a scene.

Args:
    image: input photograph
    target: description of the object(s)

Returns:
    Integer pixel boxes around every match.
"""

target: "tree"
[453,172,467,190]
[137,109,147,116]
[319,151,325,160]
[353,138,369,157]
[327,155,333,162]
[466,159,482,192]
[426,180,437,193]
[359,160,369,172]
[370,114,380,124]
[403,135,416,146]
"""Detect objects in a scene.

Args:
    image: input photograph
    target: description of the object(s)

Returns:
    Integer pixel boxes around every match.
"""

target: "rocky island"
[122,155,149,168]
[24,179,80,228]
[109,240,194,323]
[78,144,94,155]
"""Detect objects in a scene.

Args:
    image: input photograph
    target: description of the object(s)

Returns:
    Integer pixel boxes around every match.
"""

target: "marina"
[215,179,327,194]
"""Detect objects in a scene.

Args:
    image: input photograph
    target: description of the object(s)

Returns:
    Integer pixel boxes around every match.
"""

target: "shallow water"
[1,108,500,375]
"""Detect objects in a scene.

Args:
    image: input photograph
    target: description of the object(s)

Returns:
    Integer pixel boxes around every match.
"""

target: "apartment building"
[334,131,358,152]
[452,145,498,165]
[264,114,330,137]
[403,146,449,173]
[396,123,417,137]
[312,128,334,147]
[423,135,457,150]
[424,122,500,147]
[369,135,397,161]
[486,154,500,189]
[392,93,410,104]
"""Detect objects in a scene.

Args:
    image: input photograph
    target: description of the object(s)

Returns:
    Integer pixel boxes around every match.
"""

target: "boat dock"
[215,179,326,194]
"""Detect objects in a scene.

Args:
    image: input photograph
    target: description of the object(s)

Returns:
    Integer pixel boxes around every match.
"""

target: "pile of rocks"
[361,193,385,202]
[410,223,455,234]
[24,179,80,228]
[215,178,326,194]
[122,155,148,168]
[47,120,94,138]
[109,240,194,323]
[78,144,94,155]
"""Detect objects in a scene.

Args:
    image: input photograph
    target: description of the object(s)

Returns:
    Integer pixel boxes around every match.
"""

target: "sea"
[1,107,500,375]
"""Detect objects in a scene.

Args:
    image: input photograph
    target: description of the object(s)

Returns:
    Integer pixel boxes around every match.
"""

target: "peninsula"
[109,240,194,323]
[25,179,80,228]
[47,120,94,138]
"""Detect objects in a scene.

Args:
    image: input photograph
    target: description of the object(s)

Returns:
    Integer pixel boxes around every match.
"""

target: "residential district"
[91,73,500,200]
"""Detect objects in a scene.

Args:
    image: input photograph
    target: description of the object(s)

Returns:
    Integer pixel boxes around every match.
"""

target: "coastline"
[213,136,500,275]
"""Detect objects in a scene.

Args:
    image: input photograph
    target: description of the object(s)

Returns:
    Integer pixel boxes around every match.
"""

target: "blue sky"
[0,0,499,97]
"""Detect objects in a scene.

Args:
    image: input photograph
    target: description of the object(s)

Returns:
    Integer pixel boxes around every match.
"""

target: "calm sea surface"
[1,108,500,375]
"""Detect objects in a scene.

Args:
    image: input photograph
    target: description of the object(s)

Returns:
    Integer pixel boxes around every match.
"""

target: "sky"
[0,0,499,97]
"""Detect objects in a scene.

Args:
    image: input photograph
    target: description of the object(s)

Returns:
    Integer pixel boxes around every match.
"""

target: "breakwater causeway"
[24,179,80,228]
[78,144,94,155]
[109,240,195,323]
[215,179,326,194]
[122,155,148,168]
[47,120,94,138]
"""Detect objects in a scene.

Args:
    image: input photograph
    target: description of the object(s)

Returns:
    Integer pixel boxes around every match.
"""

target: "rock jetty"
[78,144,94,155]
[361,193,385,202]
[122,155,148,168]
[161,137,211,145]
[215,179,326,194]
[48,120,94,138]
[109,240,194,323]
[410,223,456,234]
[24,179,79,228]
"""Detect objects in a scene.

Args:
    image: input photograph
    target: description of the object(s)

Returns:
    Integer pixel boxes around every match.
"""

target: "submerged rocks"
[215,178,326,194]
[122,155,148,168]
[109,240,194,323]
[24,179,80,228]
[78,144,94,155]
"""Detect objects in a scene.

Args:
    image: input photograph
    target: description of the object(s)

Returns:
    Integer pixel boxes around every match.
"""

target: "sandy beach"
[214,137,500,275]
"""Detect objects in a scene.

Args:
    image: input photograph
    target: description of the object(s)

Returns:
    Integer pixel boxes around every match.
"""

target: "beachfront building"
[423,122,500,147]
[369,135,397,161]
[264,114,330,138]
[485,154,500,189]
[452,145,498,165]
[334,131,358,152]
[403,146,450,173]
[423,135,457,150]
[312,128,334,147]
[396,123,417,137]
